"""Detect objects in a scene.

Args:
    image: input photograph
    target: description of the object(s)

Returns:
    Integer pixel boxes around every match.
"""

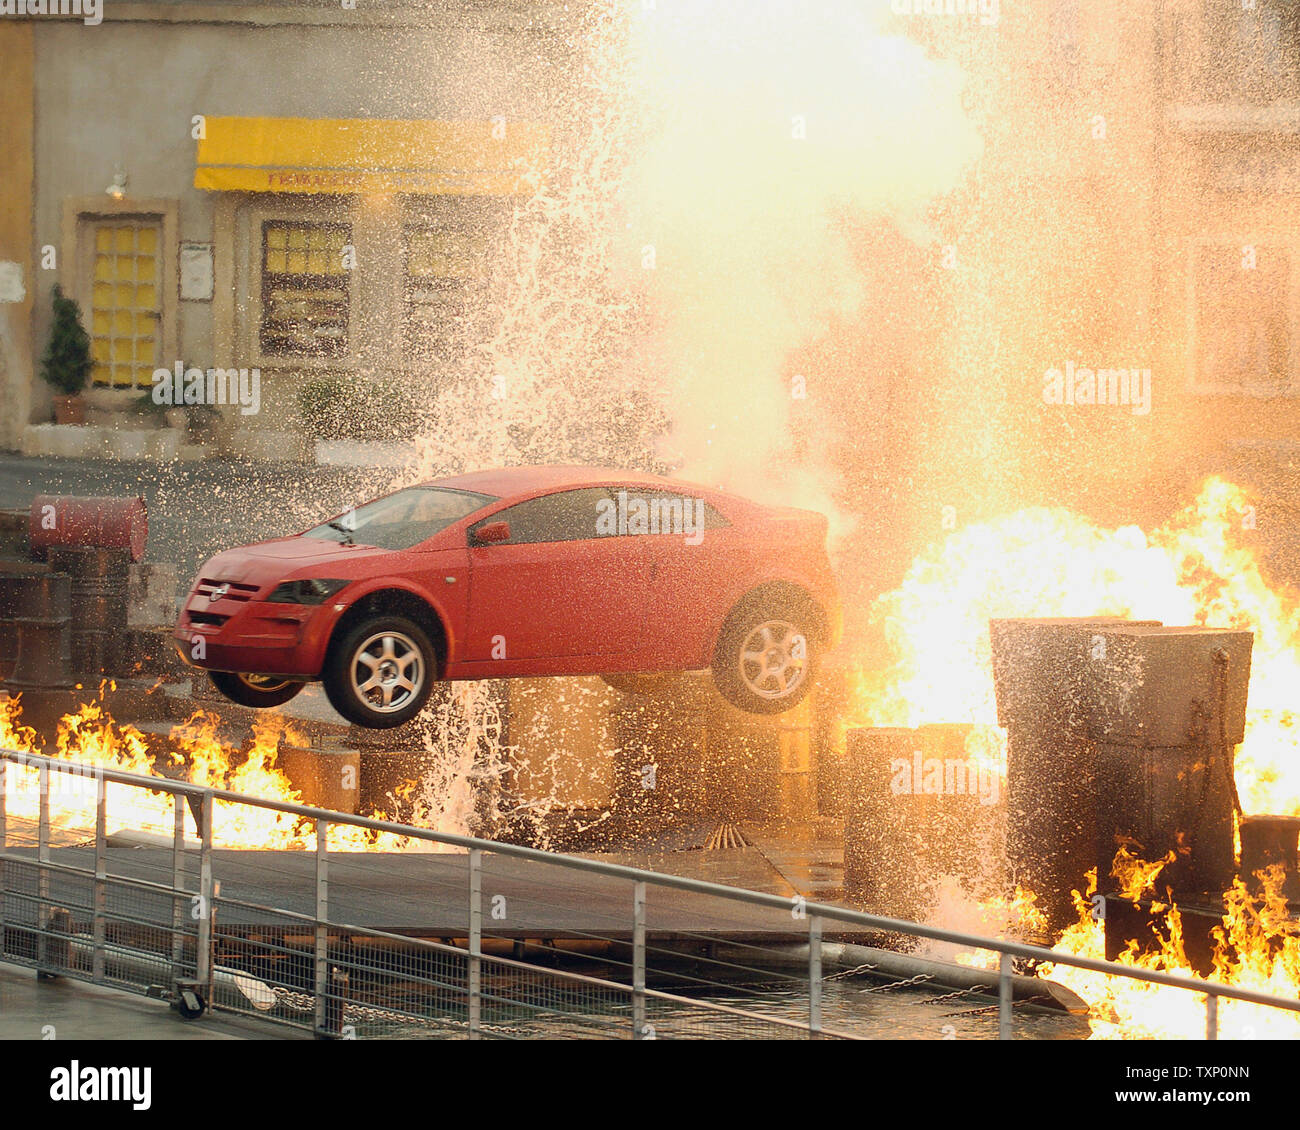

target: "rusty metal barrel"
[844,727,922,922]
[48,546,131,680]
[29,495,147,563]
[6,571,74,689]
[0,562,51,680]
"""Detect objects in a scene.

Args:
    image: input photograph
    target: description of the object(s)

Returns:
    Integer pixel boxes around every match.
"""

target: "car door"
[463,487,651,667]
[632,488,736,667]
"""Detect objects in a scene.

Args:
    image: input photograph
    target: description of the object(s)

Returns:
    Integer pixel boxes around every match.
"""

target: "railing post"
[809,913,823,1039]
[37,763,49,970]
[1206,992,1219,1041]
[0,757,8,962]
[195,792,213,994]
[633,881,646,1039]
[468,847,482,1040]
[171,793,185,984]
[92,769,107,983]
[998,952,1013,1040]
[314,816,329,1036]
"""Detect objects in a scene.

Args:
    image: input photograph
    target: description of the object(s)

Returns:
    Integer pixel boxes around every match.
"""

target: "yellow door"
[87,220,162,389]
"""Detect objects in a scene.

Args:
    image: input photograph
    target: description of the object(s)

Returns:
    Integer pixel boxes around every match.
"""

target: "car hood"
[198,537,390,588]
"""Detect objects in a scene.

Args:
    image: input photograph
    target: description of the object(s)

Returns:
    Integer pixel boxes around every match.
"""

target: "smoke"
[617,0,982,525]
[404,0,983,540]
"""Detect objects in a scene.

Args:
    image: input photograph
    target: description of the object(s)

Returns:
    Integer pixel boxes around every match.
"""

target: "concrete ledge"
[20,424,207,462]
[21,424,110,459]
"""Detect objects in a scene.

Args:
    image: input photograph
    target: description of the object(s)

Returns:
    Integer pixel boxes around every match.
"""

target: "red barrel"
[29,495,148,563]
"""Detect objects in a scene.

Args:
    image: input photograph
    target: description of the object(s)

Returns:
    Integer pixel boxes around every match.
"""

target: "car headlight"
[266,578,351,605]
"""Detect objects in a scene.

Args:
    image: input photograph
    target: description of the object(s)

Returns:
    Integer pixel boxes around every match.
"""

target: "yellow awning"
[194,116,549,195]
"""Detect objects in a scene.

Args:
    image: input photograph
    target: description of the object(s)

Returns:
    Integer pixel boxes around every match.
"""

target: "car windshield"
[304,487,497,551]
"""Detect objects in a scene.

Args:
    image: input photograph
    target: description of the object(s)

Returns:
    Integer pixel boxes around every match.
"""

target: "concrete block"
[105,428,179,462]
[21,424,110,460]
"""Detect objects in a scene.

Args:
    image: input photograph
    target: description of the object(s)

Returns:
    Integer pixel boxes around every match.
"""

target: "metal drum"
[29,495,148,563]
[48,546,131,679]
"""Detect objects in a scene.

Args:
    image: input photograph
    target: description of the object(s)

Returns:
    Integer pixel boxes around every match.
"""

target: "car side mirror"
[472,520,511,546]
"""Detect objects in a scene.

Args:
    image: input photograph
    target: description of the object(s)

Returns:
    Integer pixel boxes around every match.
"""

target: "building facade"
[0,0,569,457]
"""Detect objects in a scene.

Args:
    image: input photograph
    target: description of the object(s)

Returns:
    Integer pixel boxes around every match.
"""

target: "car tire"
[208,670,306,709]
[322,615,436,728]
[711,597,820,715]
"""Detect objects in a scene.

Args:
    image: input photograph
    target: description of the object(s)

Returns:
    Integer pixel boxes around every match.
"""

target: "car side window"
[470,488,615,545]
[619,489,730,534]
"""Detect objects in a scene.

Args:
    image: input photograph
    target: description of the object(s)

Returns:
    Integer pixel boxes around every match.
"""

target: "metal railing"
[2,747,1299,1039]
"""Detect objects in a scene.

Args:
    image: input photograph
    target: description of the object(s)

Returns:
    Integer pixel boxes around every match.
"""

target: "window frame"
[258,218,353,361]
[402,220,491,366]
[468,486,731,547]
[468,488,618,547]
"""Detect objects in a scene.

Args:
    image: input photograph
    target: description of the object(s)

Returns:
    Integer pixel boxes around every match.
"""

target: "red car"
[174,466,840,727]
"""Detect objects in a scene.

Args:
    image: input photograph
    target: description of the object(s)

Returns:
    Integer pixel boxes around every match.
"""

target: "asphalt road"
[0,454,391,587]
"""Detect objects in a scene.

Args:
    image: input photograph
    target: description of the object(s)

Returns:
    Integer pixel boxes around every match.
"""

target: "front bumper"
[173,586,338,677]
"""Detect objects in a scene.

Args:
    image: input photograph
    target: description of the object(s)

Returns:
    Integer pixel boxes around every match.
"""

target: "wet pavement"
[0,961,301,1040]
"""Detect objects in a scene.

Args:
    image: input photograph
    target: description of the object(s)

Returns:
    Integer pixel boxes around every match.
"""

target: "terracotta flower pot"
[52,394,86,426]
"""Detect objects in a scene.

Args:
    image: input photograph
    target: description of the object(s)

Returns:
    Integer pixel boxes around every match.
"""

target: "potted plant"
[40,285,93,425]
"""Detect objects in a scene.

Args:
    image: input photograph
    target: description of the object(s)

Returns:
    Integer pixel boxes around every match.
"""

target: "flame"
[858,476,1300,1036]
[1040,862,1300,1040]
[0,688,443,852]
[853,476,1300,816]
[1112,845,1177,904]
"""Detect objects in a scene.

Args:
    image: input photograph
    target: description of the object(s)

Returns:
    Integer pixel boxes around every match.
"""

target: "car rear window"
[305,487,496,551]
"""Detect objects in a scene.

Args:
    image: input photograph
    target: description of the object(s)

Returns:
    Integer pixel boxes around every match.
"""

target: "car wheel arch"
[325,587,449,676]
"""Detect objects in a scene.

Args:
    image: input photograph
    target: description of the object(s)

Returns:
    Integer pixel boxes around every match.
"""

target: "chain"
[939,992,1053,1019]
[823,962,879,983]
[921,983,993,1006]
[858,972,934,994]
[941,1003,1001,1018]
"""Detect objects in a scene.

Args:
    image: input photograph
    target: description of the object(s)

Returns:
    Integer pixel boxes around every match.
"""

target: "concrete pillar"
[844,725,1006,926]
[610,677,707,831]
